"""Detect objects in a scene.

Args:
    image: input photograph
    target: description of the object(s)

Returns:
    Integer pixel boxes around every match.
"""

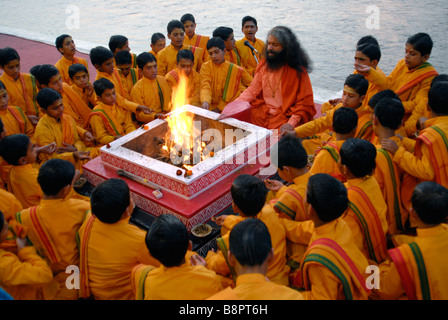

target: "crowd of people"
[0,12,447,300]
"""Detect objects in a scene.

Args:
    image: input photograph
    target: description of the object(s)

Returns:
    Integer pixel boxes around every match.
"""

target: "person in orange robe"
[372,97,409,235]
[374,181,448,300]
[208,219,304,300]
[0,210,54,300]
[181,13,209,62]
[108,35,138,69]
[222,26,315,132]
[115,50,139,101]
[78,178,160,300]
[213,26,243,67]
[0,47,40,126]
[149,33,166,58]
[132,214,232,300]
[157,20,203,76]
[15,159,91,300]
[54,34,89,86]
[310,107,358,182]
[207,174,290,286]
[165,49,201,107]
[355,33,438,137]
[285,174,371,300]
[200,38,248,113]
[339,138,389,264]
[69,63,97,109]
[234,16,265,77]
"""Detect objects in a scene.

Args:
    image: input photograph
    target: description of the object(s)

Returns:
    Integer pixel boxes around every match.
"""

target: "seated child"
[54,34,89,86]
[86,78,136,146]
[78,178,159,300]
[209,218,304,300]
[181,13,209,62]
[200,37,247,112]
[339,138,389,263]
[375,181,448,300]
[0,210,53,300]
[15,158,91,300]
[0,47,40,125]
[108,35,138,68]
[68,63,97,109]
[310,106,358,182]
[115,50,139,100]
[132,213,232,300]
[208,174,290,285]
[149,32,166,57]
[165,49,201,107]
[288,173,371,300]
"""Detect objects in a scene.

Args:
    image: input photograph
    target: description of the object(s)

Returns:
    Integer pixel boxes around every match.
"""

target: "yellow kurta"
[200,60,246,111]
[0,106,35,141]
[78,213,159,300]
[165,68,201,107]
[0,188,24,253]
[61,82,92,128]
[0,73,39,117]
[71,84,97,109]
[225,48,243,67]
[118,68,139,101]
[235,37,265,77]
[157,44,203,76]
[310,140,346,182]
[54,55,89,86]
[183,33,210,62]
[7,164,42,209]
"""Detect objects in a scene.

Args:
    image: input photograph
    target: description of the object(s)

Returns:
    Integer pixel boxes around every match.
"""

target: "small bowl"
[191,224,213,237]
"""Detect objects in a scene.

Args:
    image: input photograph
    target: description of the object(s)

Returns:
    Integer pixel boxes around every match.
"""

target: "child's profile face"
[47,74,63,94]
[44,98,64,121]
[117,64,132,77]
[405,43,428,70]
[99,88,117,106]
[242,21,258,41]
[169,28,185,49]
[224,33,236,51]
[117,41,131,54]
[177,58,193,77]
[1,59,20,80]
[24,140,37,165]
[60,36,76,56]
[183,20,196,38]
[0,88,9,109]
[341,85,362,109]
[151,38,166,53]
[99,57,115,75]
[142,61,158,80]
[354,51,374,68]
[208,46,226,65]
[72,71,89,89]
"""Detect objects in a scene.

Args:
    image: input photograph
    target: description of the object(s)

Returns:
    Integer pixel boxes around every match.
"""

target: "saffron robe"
[200,60,246,111]
[71,84,97,109]
[183,33,210,62]
[165,68,201,107]
[0,188,25,253]
[157,44,203,76]
[61,82,92,127]
[0,106,35,141]
[54,55,89,86]
[238,59,315,129]
[377,224,448,300]
[310,140,346,182]
[0,72,39,118]
[7,164,42,209]
[235,36,265,77]
[118,67,139,100]
[225,48,243,67]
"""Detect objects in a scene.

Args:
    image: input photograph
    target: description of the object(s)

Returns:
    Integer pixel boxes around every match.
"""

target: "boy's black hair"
[406,33,433,56]
[340,138,377,178]
[0,47,20,67]
[93,78,114,97]
[229,218,272,267]
[108,35,129,53]
[356,43,381,63]
[145,214,189,267]
[151,32,165,45]
[180,13,195,24]
[114,50,133,66]
[431,74,448,86]
[356,35,379,48]
[306,173,348,222]
[242,16,257,28]
[212,27,234,42]
[90,178,131,224]
[136,52,157,70]
[29,64,60,86]
[0,133,31,166]
[231,174,267,217]
[428,81,448,115]
[412,181,448,225]
[167,20,185,34]
[0,80,6,91]
[333,107,359,134]
[89,46,114,67]
[36,88,62,110]
[374,97,405,130]
[344,74,369,97]
[368,89,400,110]
[271,134,308,170]
[38,159,75,196]
[55,34,71,54]
[206,37,226,51]
[68,63,88,79]
[177,49,194,63]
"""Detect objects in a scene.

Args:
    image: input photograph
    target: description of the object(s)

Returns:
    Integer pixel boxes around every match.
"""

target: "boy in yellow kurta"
[15,159,90,300]
[157,20,203,76]
[54,34,89,86]
[208,174,290,286]
[115,50,139,101]
[0,210,54,300]
[165,49,201,107]
[108,35,138,69]
[181,13,209,62]
[213,26,243,67]
[0,47,40,126]
[375,181,448,300]
[285,174,371,300]
[78,178,160,300]
[200,37,247,113]
[130,52,171,122]
[209,218,304,300]
[235,16,265,77]
[69,63,97,109]
[132,214,232,300]
[86,78,136,146]
[149,33,166,58]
